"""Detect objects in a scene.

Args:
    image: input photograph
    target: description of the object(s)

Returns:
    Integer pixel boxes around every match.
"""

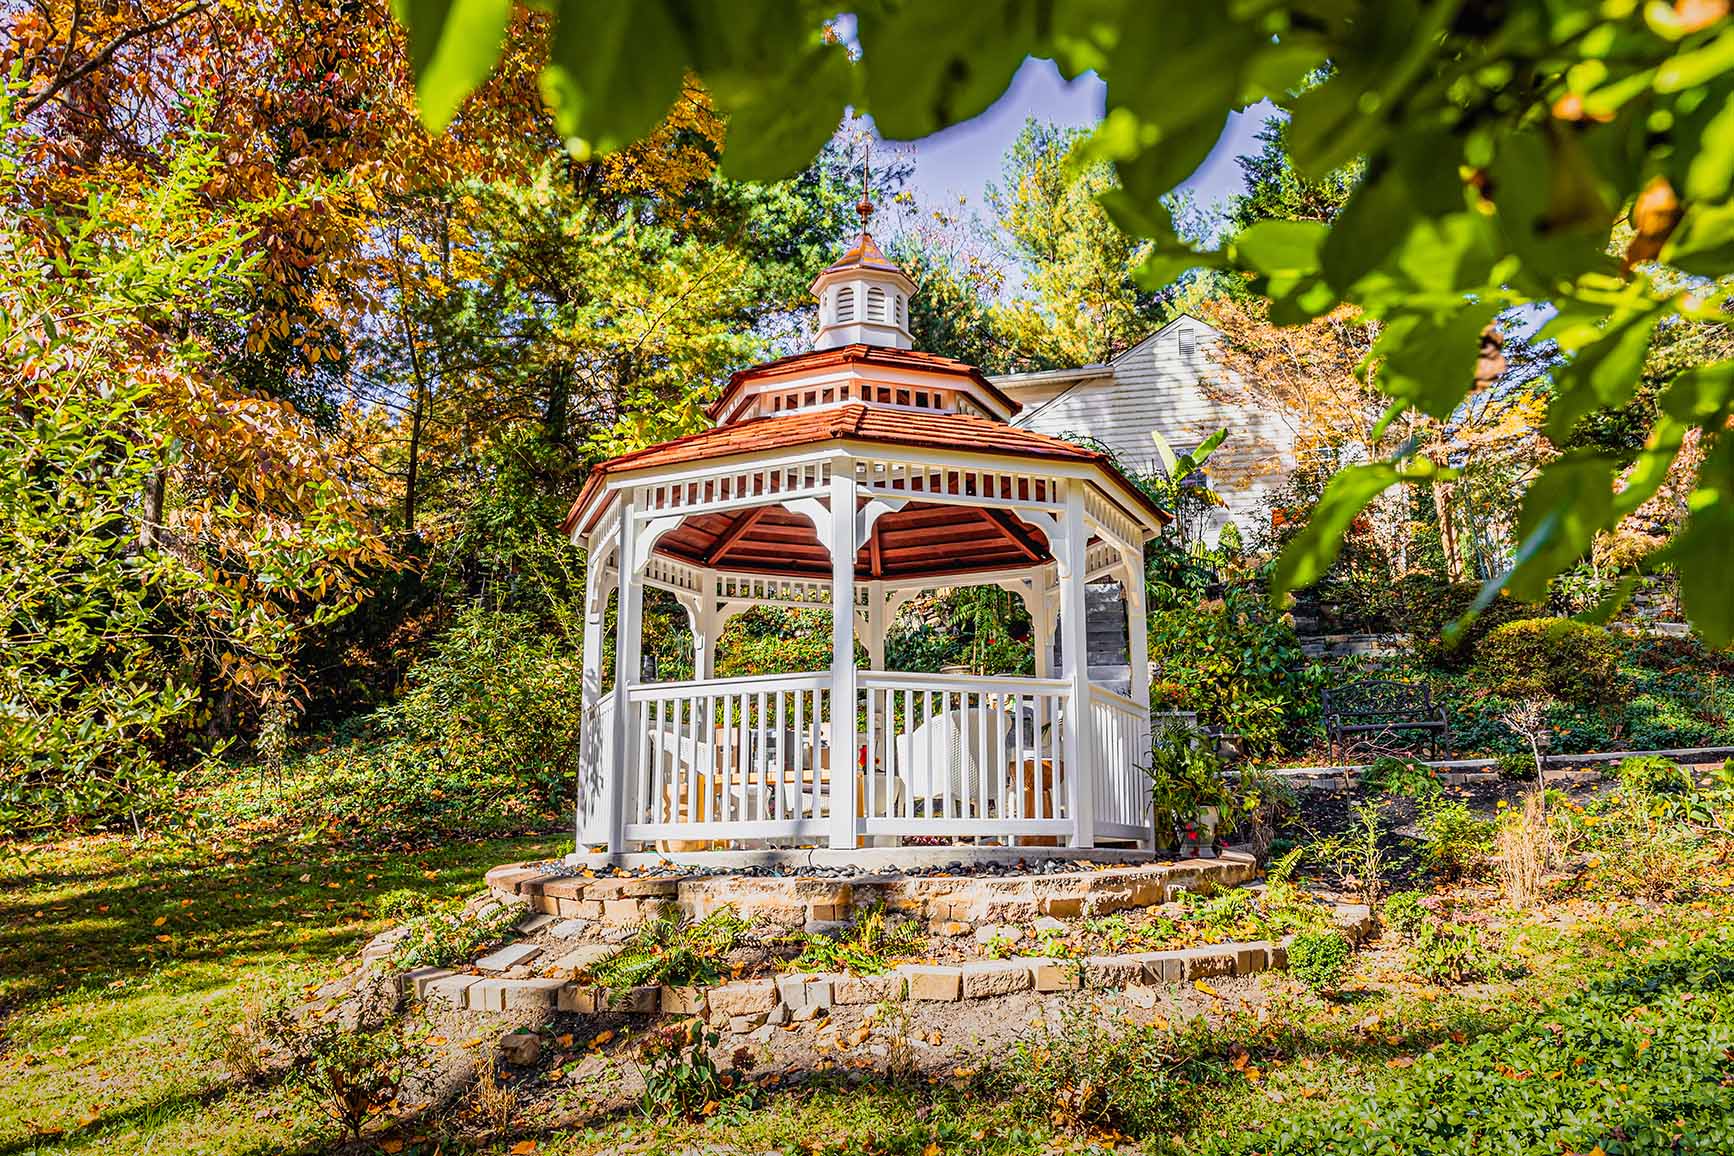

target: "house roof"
[706,343,1022,421]
[561,401,1169,537]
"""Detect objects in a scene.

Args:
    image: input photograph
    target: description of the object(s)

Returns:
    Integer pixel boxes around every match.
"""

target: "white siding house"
[992,314,1298,546]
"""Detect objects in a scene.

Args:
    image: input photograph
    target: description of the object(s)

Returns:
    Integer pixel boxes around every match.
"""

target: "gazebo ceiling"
[656,500,1055,582]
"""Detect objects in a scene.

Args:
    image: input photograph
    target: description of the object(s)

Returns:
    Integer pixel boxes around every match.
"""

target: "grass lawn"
[3,794,1732,1154]
[0,830,564,1154]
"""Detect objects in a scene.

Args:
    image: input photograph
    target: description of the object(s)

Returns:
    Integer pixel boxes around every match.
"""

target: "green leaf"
[715,46,853,181]
[1271,463,1403,602]
[1497,453,1617,603]
[1660,437,1734,646]
[1662,202,1734,276]
[1231,221,1327,279]
[1654,26,1734,93]
[391,0,514,132]
[1661,357,1734,423]
[1681,85,1734,201]
[1373,301,1503,420]
[1545,300,1668,440]
[1323,131,1489,299]
[855,1,1042,141]
[542,0,689,152]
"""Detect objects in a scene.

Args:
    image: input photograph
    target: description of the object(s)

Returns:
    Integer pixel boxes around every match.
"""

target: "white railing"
[857,671,1072,840]
[624,672,832,843]
[591,670,1152,850]
[1090,686,1152,841]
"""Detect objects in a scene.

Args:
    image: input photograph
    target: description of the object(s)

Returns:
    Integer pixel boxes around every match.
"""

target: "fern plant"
[592,907,747,994]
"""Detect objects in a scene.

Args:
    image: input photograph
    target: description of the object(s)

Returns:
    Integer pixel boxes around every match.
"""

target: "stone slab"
[661,986,707,1016]
[1030,958,1082,992]
[899,964,962,1001]
[707,980,779,1017]
[423,973,480,1009]
[961,960,1034,999]
[832,973,906,1005]
[475,943,543,973]
[500,977,566,1011]
[399,967,452,998]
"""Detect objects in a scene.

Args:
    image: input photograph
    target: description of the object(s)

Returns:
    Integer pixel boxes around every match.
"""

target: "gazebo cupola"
[562,207,1169,866]
[811,206,915,352]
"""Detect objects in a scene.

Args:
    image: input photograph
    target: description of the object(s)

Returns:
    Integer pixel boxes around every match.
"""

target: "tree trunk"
[139,469,165,548]
[1433,479,1463,583]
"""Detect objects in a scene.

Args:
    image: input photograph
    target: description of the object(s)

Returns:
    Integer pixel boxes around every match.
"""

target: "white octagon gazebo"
[564,223,1168,862]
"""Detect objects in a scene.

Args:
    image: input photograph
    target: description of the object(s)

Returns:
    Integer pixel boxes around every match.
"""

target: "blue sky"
[897,57,1278,222]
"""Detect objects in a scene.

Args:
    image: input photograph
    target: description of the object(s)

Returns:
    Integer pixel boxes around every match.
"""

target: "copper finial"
[856,140,873,230]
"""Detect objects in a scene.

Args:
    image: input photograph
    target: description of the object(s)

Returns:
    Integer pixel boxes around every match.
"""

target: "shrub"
[1380,889,1428,938]
[1147,589,1322,756]
[1288,930,1352,992]
[1237,765,1299,858]
[375,889,431,922]
[383,604,584,815]
[1471,618,1622,706]
[1143,721,1233,850]
[1409,920,1492,985]
[1307,800,1387,903]
[1361,755,1441,798]
[633,1020,754,1121]
[1401,580,1537,669]
[1419,797,1493,881]
[270,1016,422,1142]
[1617,754,1693,798]
[1493,750,1538,780]
[1006,1011,1188,1138]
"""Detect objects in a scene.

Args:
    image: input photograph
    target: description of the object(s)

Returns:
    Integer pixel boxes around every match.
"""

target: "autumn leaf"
[1193,979,1221,997]
[509,1142,537,1155]
[380,1141,404,1154]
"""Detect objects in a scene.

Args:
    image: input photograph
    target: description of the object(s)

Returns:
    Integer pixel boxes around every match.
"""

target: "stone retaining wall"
[484,854,1260,931]
[383,900,1377,1039]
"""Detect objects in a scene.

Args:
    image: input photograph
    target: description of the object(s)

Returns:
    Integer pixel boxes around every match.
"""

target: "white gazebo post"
[1123,556,1152,848]
[1057,482,1095,848]
[605,493,639,856]
[828,461,859,849]
[577,542,612,849]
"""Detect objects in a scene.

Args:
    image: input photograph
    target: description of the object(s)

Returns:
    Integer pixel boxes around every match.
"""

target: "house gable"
[992,313,1298,544]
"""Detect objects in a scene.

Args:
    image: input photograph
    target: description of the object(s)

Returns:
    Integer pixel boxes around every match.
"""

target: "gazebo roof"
[561,401,1169,541]
[706,343,1021,421]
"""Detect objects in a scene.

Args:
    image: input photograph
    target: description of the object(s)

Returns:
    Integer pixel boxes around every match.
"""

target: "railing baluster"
[774,689,787,824]
[752,691,766,822]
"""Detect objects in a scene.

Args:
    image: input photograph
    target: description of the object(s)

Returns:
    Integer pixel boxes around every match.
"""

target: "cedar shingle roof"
[561,403,1168,536]
[707,344,1021,420]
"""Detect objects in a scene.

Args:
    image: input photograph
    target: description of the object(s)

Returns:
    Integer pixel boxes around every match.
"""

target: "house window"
[836,287,855,322]
[866,286,887,322]
[1178,326,1195,356]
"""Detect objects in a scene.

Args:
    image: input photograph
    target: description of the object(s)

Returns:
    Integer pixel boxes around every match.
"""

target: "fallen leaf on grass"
[509,1142,537,1155]
[1193,979,1220,997]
